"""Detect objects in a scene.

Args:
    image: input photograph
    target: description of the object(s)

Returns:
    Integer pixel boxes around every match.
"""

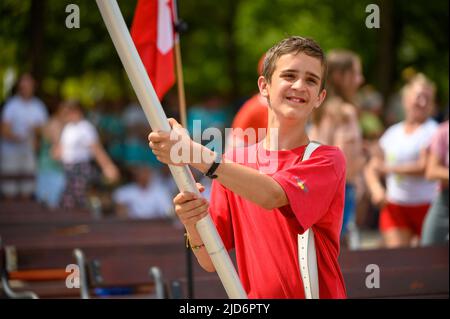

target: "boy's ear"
[258,76,269,98]
[315,89,327,108]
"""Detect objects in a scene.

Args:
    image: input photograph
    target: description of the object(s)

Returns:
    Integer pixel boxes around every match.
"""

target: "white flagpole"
[95,0,247,299]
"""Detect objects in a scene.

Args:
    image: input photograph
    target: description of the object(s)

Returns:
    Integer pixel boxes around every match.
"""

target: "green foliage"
[0,0,448,108]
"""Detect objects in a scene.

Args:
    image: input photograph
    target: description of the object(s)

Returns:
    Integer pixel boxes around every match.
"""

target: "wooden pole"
[174,41,187,128]
[172,0,192,298]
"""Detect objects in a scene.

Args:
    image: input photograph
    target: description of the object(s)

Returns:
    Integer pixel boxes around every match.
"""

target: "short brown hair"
[262,36,327,90]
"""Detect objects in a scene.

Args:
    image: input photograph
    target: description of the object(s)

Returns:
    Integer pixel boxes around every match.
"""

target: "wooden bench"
[340,245,448,298]
[1,244,166,299]
[167,246,449,299]
[0,204,190,298]
[4,202,446,299]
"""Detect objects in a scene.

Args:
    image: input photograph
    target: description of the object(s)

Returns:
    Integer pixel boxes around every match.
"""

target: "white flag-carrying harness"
[95,0,247,299]
[298,141,321,299]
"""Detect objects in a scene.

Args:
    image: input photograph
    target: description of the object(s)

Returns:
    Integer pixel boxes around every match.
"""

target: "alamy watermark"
[365,4,380,29]
[167,121,279,174]
[365,264,380,289]
[65,264,80,289]
[65,4,80,29]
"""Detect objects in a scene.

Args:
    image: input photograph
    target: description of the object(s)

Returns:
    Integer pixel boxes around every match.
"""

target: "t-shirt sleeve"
[209,180,234,251]
[272,148,346,233]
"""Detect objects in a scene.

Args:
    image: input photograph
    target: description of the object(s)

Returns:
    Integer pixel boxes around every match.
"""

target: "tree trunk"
[376,0,397,118]
[28,0,46,87]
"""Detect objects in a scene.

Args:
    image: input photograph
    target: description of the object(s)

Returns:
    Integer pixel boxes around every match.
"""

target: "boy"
[149,36,346,298]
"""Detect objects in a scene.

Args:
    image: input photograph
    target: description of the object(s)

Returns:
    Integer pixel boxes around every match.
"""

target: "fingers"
[182,210,209,226]
[196,182,205,193]
[173,192,197,205]
[168,118,182,129]
[173,192,209,226]
[148,131,169,143]
[178,197,207,212]
[174,197,208,211]
[176,201,208,219]
[175,202,209,226]
[149,141,168,152]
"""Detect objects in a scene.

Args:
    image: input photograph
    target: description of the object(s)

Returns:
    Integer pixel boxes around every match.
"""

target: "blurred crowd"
[1,49,448,250]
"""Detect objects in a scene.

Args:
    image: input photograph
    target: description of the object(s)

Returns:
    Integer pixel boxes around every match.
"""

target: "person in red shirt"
[228,93,268,148]
[148,36,347,298]
[228,55,269,148]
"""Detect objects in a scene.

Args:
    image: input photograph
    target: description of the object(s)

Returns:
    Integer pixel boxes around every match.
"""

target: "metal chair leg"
[73,248,90,299]
[149,266,165,299]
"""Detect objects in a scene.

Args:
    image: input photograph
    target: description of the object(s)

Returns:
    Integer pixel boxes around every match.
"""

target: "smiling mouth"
[286,96,307,104]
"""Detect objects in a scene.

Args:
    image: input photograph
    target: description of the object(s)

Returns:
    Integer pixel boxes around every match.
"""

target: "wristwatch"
[205,152,222,179]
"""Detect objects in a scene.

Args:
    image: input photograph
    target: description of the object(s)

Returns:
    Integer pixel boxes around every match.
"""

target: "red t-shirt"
[209,142,347,298]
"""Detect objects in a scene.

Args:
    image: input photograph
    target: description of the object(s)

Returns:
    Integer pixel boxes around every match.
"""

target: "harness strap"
[298,141,321,299]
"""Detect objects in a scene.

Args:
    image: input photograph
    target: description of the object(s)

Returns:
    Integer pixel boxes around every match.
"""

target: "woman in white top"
[53,100,119,209]
[365,74,439,248]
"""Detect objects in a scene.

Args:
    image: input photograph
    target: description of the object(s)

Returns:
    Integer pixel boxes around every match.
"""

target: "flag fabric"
[131,0,176,101]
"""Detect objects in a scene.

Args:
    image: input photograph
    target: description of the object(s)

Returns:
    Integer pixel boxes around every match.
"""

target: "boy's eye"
[307,78,317,85]
[282,74,295,80]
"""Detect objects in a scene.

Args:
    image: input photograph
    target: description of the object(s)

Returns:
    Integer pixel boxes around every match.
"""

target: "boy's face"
[258,52,326,123]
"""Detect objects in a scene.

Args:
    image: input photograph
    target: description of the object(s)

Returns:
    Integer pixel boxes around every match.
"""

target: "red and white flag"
[131,0,176,101]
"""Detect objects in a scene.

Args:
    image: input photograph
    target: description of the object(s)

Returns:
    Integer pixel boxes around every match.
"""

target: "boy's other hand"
[173,183,209,227]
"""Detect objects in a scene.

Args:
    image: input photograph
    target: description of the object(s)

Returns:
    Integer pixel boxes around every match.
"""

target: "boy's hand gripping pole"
[96,0,247,299]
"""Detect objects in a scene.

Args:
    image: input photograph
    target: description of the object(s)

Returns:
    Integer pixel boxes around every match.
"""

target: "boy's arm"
[185,223,216,272]
[190,145,288,210]
[174,190,216,272]
[149,120,288,210]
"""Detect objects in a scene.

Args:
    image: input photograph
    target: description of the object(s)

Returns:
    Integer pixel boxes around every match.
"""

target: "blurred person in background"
[89,99,126,164]
[309,50,365,249]
[357,85,385,141]
[187,95,233,154]
[354,86,386,232]
[53,100,120,210]
[227,55,269,150]
[1,73,48,200]
[35,102,70,208]
[364,74,439,248]
[112,162,173,219]
[421,118,449,246]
